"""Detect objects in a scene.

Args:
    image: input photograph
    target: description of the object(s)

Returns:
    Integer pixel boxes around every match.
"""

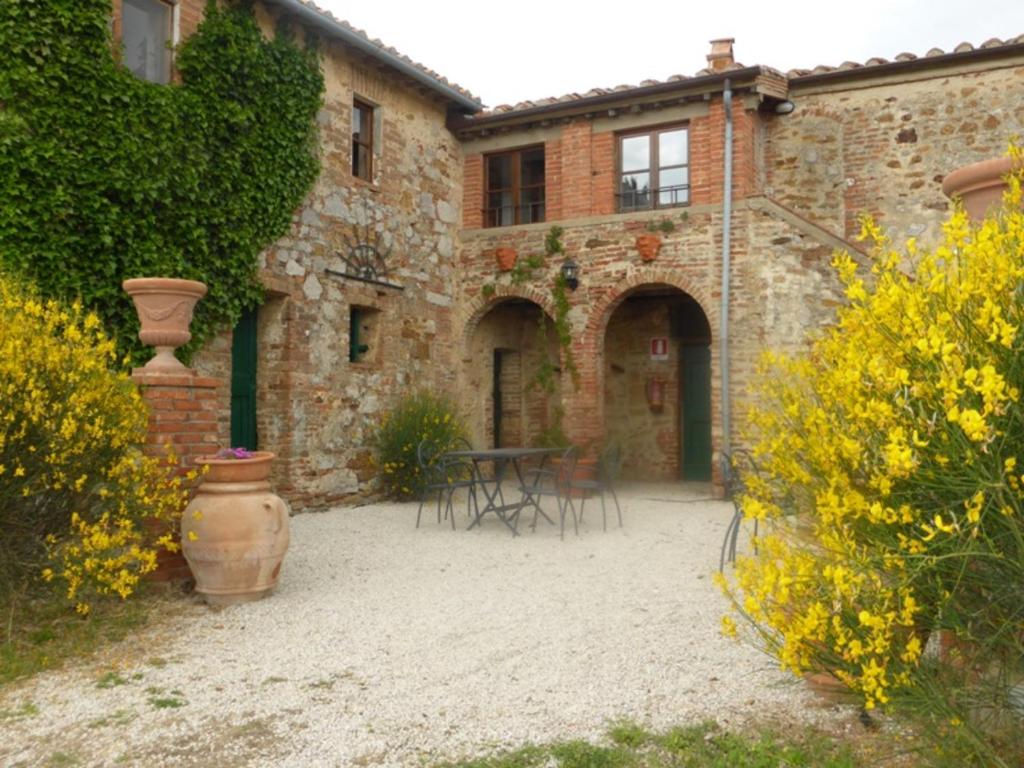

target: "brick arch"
[457,284,558,356]
[565,267,721,486]
[583,268,716,344]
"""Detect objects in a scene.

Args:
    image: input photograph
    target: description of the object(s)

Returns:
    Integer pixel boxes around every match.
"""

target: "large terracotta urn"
[182,451,290,607]
[122,277,207,373]
[941,156,1018,222]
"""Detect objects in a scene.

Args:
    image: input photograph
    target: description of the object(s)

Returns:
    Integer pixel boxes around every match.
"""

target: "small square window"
[352,99,375,182]
[122,0,173,84]
[349,305,381,363]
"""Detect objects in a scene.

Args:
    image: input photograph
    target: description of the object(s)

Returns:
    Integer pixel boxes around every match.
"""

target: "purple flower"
[215,447,256,460]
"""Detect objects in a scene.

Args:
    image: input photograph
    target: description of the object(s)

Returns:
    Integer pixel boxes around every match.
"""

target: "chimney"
[707,38,735,72]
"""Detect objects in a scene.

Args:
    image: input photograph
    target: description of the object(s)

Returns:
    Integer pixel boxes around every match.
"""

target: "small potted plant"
[494,246,518,271]
[635,234,662,262]
[182,447,290,606]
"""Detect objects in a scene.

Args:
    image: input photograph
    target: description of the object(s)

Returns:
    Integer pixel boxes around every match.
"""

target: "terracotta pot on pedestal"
[941,156,1018,222]
[122,277,208,373]
[495,247,518,271]
[635,234,662,262]
[182,452,290,607]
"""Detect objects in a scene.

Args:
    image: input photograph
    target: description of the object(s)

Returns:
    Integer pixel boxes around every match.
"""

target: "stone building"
[116,0,1024,499]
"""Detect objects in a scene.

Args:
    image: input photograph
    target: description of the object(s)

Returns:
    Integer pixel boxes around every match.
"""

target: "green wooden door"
[230,306,258,450]
[681,344,712,481]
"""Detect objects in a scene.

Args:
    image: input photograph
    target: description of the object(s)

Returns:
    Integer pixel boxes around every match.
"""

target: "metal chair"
[415,438,478,529]
[517,445,578,539]
[718,449,758,570]
[571,441,623,531]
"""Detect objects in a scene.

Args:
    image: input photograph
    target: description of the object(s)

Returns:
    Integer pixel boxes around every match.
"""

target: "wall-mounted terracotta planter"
[182,451,291,607]
[495,247,517,271]
[942,156,1018,222]
[635,235,662,262]
[122,277,207,373]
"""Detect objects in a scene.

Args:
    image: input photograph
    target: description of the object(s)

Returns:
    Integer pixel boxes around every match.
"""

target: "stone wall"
[767,59,1024,246]
[191,3,466,509]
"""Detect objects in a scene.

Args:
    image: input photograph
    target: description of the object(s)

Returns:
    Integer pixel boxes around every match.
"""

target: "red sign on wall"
[650,337,669,360]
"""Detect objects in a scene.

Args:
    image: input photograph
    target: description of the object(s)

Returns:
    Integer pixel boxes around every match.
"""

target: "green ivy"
[0,0,324,363]
[482,225,579,392]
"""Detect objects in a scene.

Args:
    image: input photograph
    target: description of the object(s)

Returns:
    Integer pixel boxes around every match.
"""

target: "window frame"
[483,144,546,228]
[617,123,690,213]
[352,98,375,182]
[118,0,177,85]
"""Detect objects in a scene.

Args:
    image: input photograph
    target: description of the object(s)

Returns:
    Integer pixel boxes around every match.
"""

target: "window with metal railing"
[484,146,545,227]
[617,125,689,212]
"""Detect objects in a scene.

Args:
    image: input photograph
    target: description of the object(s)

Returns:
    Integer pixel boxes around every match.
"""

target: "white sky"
[314,0,1024,108]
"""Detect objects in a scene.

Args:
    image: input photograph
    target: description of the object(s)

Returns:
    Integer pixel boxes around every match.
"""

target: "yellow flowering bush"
[0,273,187,612]
[370,391,467,500]
[721,158,1024,764]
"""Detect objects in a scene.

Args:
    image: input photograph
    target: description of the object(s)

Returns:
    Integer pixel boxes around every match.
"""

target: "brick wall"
[132,369,221,581]
[461,99,762,228]
[457,202,847,489]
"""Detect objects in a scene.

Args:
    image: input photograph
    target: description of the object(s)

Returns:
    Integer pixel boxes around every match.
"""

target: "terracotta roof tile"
[785,34,1022,78]
[471,34,1023,119]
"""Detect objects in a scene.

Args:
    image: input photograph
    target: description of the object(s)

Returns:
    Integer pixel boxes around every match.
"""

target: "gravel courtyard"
[1,484,852,767]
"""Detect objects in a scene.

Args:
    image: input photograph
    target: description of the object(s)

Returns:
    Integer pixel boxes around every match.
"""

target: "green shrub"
[371,392,467,500]
[0,273,186,613]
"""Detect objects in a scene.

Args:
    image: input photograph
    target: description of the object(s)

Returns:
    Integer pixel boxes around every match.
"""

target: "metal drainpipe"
[719,79,734,481]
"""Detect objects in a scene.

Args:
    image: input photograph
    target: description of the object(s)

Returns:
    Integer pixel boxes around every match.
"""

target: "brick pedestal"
[133,369,222,582]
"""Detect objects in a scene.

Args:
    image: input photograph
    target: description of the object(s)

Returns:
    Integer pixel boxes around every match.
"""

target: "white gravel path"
[0,483,853,767]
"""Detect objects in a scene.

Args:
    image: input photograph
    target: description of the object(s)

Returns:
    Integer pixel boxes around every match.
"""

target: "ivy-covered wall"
[0,0,323,363]
[189,3,469,507]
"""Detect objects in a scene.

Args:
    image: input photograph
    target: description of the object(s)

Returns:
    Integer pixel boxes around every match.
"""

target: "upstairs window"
[352,98,375,181]
[485,147,545,227]
[122,0,173,84]
[618,126,689,212]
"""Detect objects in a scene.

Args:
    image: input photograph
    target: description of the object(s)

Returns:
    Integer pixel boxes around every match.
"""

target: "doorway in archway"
[603,286,711,481]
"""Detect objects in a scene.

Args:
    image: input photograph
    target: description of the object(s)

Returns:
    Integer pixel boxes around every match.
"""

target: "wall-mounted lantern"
[560,258,579,291]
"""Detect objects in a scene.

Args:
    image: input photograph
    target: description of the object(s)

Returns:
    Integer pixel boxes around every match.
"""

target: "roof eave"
[452,66,770,131]
[265,0,483,113]
[790,42,1024,87]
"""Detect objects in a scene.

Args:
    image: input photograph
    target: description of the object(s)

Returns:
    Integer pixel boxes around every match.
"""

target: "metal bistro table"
[441,447,561,535]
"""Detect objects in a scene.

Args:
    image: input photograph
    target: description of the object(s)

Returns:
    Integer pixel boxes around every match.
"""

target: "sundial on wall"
[325,219,403,290]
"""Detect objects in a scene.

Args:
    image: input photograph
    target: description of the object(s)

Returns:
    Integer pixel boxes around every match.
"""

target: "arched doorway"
[603,285,711,481]
[464,298,561,449]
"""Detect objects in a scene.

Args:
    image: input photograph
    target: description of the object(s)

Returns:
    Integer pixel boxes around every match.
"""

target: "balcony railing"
[483,201,546,228]
[616,184,690,213]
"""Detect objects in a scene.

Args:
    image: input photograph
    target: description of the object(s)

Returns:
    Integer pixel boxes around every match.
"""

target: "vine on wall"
[0,0,324,363]
[482,226,580,393]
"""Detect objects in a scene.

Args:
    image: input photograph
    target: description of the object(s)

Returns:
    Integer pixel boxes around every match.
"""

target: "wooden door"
[230,306,258,450]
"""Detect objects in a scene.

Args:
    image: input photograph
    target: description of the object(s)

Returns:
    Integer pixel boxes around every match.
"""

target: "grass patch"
[0,700,40,722]
[1,588,157,688]
[438,721,869,768]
